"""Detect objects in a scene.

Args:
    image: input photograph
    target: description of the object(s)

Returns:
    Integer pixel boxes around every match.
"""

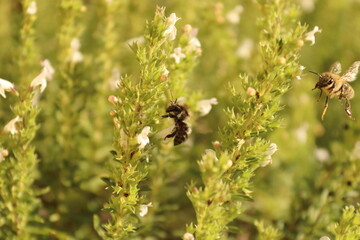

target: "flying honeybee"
[310,61,360,120]
[161,100,190,146]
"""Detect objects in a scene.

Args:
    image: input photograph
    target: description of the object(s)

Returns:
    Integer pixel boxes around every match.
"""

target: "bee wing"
[340,61,360,82]
[155,125,175,139]
[329,61,341,75]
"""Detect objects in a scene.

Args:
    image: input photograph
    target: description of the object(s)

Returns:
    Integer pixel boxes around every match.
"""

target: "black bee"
[162,100,190,146]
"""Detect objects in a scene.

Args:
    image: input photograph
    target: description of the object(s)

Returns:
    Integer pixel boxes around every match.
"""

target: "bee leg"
[164,128,177,140]
[321,96,329,120]
[162,113,176,118]
[317,90,323,102]
[344,99,355,120]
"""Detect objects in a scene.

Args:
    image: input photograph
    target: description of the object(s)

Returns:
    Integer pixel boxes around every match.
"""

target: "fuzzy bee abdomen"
[341,83,355,99]
[174,121,189,146]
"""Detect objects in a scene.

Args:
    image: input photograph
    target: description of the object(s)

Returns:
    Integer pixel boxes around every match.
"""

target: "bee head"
[166,99,183,113]
[310,71,335,89]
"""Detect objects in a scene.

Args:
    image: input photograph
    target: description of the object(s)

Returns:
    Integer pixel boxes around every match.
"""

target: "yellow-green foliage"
[0,0,360,240]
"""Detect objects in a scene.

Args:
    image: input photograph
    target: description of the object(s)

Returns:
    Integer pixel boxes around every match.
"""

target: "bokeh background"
[0,0,360,239]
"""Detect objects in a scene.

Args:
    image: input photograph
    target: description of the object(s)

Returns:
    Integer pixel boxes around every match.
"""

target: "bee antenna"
[169,89,174,100]
[309,70,321,76]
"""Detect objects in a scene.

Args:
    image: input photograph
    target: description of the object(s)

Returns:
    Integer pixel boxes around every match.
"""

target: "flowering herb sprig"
[185,0,307,238]
[284,141,360,239]
[328,205,360,239]
[97,7,181,239]
[0,0,48,238]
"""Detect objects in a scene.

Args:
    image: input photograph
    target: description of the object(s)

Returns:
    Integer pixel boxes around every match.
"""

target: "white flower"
[164,13,181,41]
[137,126,151,149]
[41,59,55,80]
[3,116,22,135]
[183,232,195,240]
[26,1,37,15]
[295,66,306,80]
[265,143,278,156]
[196,98,218,116]
[170,47,186,64]
[187,28,201,51]
[260,143,278,167]
[0,78,17,98]
[189,36,201,50]
[70,38,84,63]
[299,0,315,12]
[159,66,170,81]
[159,65,169,77]
[305,26,322,46]
[226,5,244,24]
[315,148,330,162]
[319,237,331,240]
[108,68,121,91]
[294,123,309,144]
[236,38,254,59]
[139,202,152,217]
[31,68,48,93]
[204,149,218,162]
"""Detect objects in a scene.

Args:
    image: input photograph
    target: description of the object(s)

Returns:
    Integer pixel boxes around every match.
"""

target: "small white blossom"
[295,66,306,80]
[298,0,315,12]
[260,143,278,167]
[319,237,331,240]
[315,148,330,162]
[305,26,322,46]
[204,149,218,162]
[260,159,271,167]
[164,13,181,41]
[187,28,201,51]
[226,5,244,24]
[183,232,195,240]
[196,98,218,116]
[294,123,309,144]
[41,59,55,80]
[108,68,121,91]
[137,126,151,149]
[160,66,170,81]
[70,38,84,63]
[26,1,37,15]
[170,47,186,64]
[31,68,48,93]
[0,78,17,98]
[139,202,152,217]
[159,65,170,77]
[3,116,22,135]
[236,38,254,59]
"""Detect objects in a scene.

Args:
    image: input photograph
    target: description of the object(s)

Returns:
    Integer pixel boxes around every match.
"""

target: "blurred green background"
[0,0,360,239]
